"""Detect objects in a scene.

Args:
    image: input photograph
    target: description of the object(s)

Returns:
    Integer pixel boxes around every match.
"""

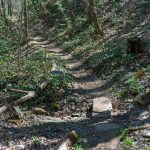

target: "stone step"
[92,97,112,118]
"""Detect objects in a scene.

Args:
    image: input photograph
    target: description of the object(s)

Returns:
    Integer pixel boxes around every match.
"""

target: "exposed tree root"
[128,124,150,132]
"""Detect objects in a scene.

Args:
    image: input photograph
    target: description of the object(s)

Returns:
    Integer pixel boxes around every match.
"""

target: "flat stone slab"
[92,97,112,118]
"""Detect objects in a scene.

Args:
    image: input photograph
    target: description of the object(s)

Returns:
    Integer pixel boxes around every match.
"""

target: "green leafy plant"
[125,77,141,94]
[146,145,150,150]
[124,66,150,98]
[85,39,134,77]
[75,143,85,150]
[63,38,81,52]
[120,128,128,140]
[124,137,134,148]
[31,136,40,145]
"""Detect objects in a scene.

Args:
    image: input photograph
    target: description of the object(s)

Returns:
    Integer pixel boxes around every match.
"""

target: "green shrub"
[120,128,128,140]
[123,66,150,97]
[124,77,144,95]
[86,39,133,76]
[124,137,134,148]
[63,38,81,51]
[1,48,73,107]
[75,143,85,150]
[31,136,40,145]
[146,145,150,150]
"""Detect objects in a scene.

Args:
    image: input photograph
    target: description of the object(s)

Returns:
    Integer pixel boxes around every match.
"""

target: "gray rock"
[142,131,150,138]
[126,99,134,103]
[139,111,149,117]
[0,121,5,127]
[92,97,112,118]
[32,107,50,116]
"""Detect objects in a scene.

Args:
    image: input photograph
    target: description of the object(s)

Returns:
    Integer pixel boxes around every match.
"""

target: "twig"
[128,124,150,132]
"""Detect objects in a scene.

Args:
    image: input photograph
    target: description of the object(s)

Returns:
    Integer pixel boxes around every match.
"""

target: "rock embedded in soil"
[32,107,50,116]
[134,94,145,106]
[92,97,112,118]
[142,131,150,138]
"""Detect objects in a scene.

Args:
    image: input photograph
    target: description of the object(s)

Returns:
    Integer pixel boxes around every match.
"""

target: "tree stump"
[127,37,144,54]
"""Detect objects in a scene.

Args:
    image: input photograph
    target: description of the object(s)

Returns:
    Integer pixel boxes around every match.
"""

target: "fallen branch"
[13,91,36,105]
[57,130,79,150]
[128,124,150,132]
[0,95,9,114]
[38,81,49,91]
[10,89,30,94]
[0,106,8,115]
[0,81,49,115]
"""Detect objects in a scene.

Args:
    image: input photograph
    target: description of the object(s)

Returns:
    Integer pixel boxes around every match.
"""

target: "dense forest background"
[0,0,150,150]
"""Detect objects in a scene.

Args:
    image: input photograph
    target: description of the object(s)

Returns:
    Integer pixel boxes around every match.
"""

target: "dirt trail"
[50,46,105,98]
[30,34,121,150]
[0,34,121,150]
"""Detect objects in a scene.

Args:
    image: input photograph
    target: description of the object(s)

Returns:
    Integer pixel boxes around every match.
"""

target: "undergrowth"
[45,0,150,80]
[0,43,73,114]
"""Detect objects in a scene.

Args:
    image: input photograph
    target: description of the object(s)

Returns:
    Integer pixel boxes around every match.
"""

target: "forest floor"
[0,26,150,150]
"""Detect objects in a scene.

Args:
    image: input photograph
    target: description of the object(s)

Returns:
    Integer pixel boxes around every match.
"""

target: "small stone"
[126,99,134,103]
[134,94,145,105]
[32,107,50,116]
[92,97,112,118]
[0,121,5,127]
[142,131,150,138]
[140,111,149,117]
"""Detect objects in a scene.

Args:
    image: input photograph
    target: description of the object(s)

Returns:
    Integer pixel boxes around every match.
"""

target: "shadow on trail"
[1,106,149,149]
[8,19,149,148]
[78,68,128,95]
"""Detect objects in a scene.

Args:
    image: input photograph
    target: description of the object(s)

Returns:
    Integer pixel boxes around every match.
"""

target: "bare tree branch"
[0,81,49,115]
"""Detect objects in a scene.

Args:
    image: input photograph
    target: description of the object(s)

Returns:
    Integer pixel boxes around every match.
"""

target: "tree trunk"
[7,0,12,16]
[24,0,28,38]
[1,0,7,25]
[84,0,103,36]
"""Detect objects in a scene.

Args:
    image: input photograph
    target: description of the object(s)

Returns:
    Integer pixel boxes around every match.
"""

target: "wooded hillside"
[0,0,150,150]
